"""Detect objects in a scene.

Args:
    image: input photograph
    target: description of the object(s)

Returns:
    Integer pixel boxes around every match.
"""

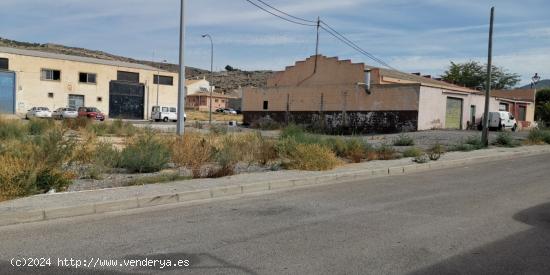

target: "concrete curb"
[2,147,550,227]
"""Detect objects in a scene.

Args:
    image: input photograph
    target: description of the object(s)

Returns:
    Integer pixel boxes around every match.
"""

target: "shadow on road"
[409,202,550,275]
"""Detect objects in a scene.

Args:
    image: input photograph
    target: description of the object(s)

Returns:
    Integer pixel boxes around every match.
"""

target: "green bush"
[393,133,415,146]
[87,120,138,137]
[251,117,281,130]
[322,137,347,157]
[0,118,26,140]
[120,134,171,173]
[528,129,550,144]
[28,119,54,136]
[451,136,484,151]
[494,132,521,147]
[403,147,424,158]
[341,138,371,163]
[428,143,445,161]
[376,144,397,160]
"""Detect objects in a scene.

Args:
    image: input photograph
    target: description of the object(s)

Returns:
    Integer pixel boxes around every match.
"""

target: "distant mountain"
[520,79,550,90]
[0,37,273,91]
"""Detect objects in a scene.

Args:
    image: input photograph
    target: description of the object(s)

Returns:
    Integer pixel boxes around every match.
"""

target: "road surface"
[1,154,550,274]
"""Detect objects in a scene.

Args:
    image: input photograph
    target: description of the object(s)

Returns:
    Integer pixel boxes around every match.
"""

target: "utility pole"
[176,0,186,136]
[481,7,494,147]
[314,17,320,73]
[202,34,214,125]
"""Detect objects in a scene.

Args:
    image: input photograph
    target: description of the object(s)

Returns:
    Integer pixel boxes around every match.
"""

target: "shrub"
[282,143,341,171]
[210,124,228,135]
[171,133,213,178]
[86,120,138,137]
[494,132,521,147]
[341,138,371,163]
[527,129,550,144]
[414,154,430,164]
[0,155,37,201]
[428,143,445,161]
[120,133,171,173]
[28,118,54,135]
[62,117,91,130]
[464,136,485,149]
[393,133,415,146]
[126,172,191,186]
[376,144,397,160]
[251,117,281,130]
[403,147,424,158]
[0,118,26,140]
[322,137,347,157]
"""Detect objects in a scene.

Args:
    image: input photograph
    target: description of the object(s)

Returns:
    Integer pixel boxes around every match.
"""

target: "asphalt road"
[1,154,550,275]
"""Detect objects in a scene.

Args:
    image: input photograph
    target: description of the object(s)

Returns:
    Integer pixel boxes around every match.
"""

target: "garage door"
[109,81,145,120]
[445,97,463,129]
[0,71,15,114]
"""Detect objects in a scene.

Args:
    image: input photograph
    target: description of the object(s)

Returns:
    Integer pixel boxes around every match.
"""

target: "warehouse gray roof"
[0,46,168,72]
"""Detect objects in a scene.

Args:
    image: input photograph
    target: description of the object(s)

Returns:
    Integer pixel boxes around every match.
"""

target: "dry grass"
[186,111,243,122]
[170,133,214,178]
[0,155,37,202]
[283,143,342,171]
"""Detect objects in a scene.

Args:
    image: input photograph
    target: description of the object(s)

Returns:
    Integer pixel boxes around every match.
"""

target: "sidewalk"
[2,145,550,226]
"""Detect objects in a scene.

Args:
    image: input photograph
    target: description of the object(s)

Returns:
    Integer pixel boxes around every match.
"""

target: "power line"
[320,21,397,70]
[254,0,316,23]
[243,0,397,70]
[244,0,316,26]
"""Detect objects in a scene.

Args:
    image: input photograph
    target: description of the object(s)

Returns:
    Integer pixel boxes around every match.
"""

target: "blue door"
[0,71,16,114]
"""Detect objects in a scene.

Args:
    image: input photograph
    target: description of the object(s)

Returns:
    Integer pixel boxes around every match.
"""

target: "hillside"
[521,79,550,90]
[0,37,272,91]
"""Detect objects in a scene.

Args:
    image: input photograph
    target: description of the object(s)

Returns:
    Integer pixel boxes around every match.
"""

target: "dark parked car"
[78,107,105,121]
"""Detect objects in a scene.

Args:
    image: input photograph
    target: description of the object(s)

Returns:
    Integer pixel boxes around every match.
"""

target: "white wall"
[418,86,499,130]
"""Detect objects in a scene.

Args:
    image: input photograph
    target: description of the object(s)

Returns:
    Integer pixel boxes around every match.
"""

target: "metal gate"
[109,81,145,120]
[68,94,85,109]
[445,97,463,129]
[0,71,15,114]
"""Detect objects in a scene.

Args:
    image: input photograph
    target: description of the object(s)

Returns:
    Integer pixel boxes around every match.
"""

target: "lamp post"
[156,59,167,106]
[202,34,214,125]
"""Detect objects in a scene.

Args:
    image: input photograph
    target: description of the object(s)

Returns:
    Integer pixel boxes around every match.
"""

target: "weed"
[0,118,26,140]
[120,133,171,173]
[0,155,37,201]
[126,172,191,186]
[428,143,445,161]
[251,116,281,130]
[403,147,424,158]
[494,132,521,147]
[282,143,341,171]
[393,133,415,146]
[414,154,430,164]
[171,133,214,178]
[28,118,54,136]
[376,144,397,160]
[527,129,550,144]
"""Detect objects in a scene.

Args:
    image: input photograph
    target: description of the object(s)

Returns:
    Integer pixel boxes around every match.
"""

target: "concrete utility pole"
[482,7,495,147]
[314,17,320,73]
[202,34,214,125]
[176,0,186,136]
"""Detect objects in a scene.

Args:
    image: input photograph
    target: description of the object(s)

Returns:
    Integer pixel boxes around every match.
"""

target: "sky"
[1,0,549,86]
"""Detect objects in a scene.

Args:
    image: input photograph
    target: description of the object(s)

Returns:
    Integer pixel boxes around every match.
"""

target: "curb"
[2,147,550,227]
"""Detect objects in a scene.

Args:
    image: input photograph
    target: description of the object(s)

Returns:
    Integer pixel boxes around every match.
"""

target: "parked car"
[151,106,186,122]
[78,107,105,121]
[215,108,225,113]
[26,107,52,119]
[223,108,237,115]
[52,107,78,119]
[478,111,518,131]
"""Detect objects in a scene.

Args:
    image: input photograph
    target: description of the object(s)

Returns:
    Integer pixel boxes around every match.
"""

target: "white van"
[488,111,518,131]
[151,106,186,122]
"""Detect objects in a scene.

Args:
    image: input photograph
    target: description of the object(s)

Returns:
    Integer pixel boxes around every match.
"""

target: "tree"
[225,65,236,72]
[441,61,521,90]
[536,89,550,125]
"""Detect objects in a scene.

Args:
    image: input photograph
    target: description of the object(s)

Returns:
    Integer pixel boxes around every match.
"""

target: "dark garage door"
[0,71,15,114]
[109,81,145,120]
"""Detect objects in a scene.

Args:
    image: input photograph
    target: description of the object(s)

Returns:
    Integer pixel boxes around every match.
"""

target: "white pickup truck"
[486,111,518,131]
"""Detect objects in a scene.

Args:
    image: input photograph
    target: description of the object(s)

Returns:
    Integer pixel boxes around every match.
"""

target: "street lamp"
[202,34,214,125]
[156,59,167,106]
[176,0,186,136]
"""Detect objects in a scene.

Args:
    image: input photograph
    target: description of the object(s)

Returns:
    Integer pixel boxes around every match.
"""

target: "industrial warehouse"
[0,47,181,120]
[242,55,536,133]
